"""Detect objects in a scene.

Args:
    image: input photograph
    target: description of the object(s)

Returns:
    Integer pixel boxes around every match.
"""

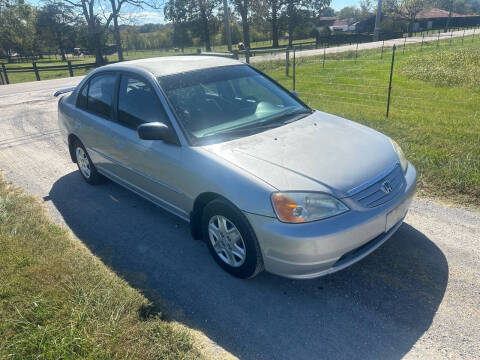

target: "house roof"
[332,18,355,27]
[416,8,476,19]
[319,16,337,21]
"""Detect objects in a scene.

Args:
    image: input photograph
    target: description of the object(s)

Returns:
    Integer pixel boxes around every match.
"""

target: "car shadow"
[49,171,448,360]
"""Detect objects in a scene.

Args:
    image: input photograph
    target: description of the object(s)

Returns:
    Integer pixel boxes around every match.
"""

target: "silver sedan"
[57,56,416,279]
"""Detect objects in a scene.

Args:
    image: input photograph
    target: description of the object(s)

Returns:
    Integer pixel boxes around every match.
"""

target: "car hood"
[202,111,399,198]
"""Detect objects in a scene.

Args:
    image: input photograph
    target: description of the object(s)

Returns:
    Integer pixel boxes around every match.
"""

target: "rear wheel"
[73,140,106,185]
[202,198,263,279]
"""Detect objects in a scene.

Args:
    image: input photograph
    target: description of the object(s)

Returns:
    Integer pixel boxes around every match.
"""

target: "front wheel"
[202,199,264,279]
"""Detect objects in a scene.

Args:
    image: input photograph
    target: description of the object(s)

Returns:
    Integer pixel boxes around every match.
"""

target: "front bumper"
[245,163,417,279]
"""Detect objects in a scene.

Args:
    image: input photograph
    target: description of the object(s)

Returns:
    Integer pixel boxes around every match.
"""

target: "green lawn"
[0,177,213,359]
[255,35,480,207]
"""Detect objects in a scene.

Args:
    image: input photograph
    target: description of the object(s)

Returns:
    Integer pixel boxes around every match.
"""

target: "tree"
[189,0,219,51]
[284,0,330,48]
[384,0,427,36]
[164,0,191,50]
[337,2,374,21]
[0,0,36,58]
[263,0,283,48]
[337,5,358,19]
[61,0,111,65]
[434,0,480,14]
[232,0,253,48]
[319,6,335,16]
[358,0,375,20]
[36,3,78,61]
[105,0,162,61]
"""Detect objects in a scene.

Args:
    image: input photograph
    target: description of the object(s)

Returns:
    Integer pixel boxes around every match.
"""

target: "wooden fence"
[0,60,102,85]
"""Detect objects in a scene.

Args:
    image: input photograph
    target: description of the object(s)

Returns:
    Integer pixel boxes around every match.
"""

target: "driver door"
[105,73,190,219]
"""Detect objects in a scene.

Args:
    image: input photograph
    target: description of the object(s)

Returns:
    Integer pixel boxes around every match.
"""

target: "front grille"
[350,164,405,208]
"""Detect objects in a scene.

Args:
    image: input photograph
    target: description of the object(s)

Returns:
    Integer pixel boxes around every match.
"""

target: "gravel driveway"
[0,78,479,360]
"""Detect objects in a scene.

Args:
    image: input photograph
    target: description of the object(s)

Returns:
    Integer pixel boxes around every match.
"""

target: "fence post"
[381,40,384,59]
[450,30,453,45]
[386,45,396,118]
[403,36,406,54]
[285,49,290,76]
[322,44,326,69]
[292,46,296,91]
[437,31,440,48]
[32,62,40,81]
[462,30,465,44]
[421,34,425,52]
[67,60,74,77]
[473,27,476,43]
[1,64,9,84]
[355,42,358,64]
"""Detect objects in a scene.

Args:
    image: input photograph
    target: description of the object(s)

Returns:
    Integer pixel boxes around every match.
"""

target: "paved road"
[0,78,479,360]
[249,28,478,63]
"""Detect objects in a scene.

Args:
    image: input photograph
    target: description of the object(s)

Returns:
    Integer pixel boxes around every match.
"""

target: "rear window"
[87,74,116,119]
[77,73,116,119]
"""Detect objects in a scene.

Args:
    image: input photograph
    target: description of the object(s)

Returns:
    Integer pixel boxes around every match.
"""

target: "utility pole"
[444,0,453,32]
[223,0,232,52]
[374,0,383,41]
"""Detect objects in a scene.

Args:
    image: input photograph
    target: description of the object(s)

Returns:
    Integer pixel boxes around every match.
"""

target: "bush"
[401,47,480,88]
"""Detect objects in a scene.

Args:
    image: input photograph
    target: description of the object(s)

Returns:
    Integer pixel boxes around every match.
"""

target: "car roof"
[103,55,243,77]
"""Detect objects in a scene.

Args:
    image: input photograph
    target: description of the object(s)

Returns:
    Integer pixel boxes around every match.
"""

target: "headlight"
[271,192,349,223]
[391,139,408,173]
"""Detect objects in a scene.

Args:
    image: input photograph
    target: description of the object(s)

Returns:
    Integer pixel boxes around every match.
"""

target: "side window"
[87,73,116,119]
[118,75,169,129]
[77,82,88,110]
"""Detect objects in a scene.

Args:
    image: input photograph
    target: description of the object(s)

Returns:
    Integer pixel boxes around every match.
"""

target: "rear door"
[75,72,121,176]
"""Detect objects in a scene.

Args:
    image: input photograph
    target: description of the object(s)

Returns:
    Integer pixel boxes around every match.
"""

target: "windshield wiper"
[275,108,313,124]
[203,121,284,138]
[202,108,313,138]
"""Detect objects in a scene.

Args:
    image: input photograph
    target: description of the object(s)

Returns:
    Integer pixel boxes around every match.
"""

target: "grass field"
[0,177,233,359]
[255,35,480,207]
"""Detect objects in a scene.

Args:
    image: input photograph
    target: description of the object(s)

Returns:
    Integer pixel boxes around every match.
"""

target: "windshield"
[159,65,311,145]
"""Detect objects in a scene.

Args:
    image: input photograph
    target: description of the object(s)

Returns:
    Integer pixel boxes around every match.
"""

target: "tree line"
[1,0,479,65]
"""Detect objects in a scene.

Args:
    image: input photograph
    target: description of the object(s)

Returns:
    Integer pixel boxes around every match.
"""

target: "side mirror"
[290,90,299,98]
[137,122,179,145]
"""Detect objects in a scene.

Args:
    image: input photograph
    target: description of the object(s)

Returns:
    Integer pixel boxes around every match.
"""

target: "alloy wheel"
[208,215,246,267]
[76,147,91,179]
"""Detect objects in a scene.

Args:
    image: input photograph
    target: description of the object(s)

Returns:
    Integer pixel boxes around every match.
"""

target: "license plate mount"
[386,202,408,232]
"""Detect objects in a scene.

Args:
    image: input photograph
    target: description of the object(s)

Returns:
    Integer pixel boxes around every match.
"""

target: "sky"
[27,0,362,24]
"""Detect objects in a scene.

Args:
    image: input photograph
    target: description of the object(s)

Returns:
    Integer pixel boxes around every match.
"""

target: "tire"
[202,198,264,279]
[73,139,106,185]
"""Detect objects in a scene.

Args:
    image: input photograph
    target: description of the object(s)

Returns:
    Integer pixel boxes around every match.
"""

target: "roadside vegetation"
[256,36,480,207]
[0,177,209,359]
[402,47,480,88]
